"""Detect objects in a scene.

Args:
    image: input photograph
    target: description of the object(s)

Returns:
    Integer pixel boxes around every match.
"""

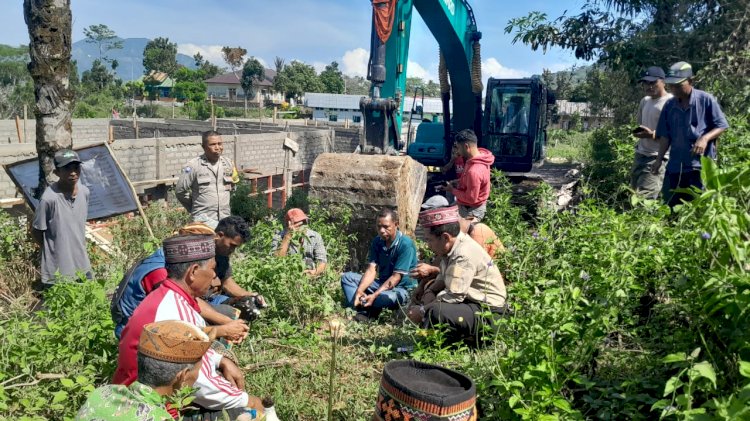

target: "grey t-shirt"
[636,94,672,157]
[272,228,328,269]
[33,182,92,283]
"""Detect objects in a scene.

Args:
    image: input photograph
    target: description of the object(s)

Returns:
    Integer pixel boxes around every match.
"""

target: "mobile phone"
[632,126,647,134]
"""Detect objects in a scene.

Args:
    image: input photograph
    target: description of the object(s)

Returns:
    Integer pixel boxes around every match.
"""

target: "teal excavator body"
[362,0,553,172]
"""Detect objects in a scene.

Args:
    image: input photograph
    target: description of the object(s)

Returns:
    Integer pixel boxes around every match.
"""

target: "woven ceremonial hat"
[419,206,460,228]
[373,360,476,421]
[178,222,215,236]
[138,320,211,363]
[163,234,215,264]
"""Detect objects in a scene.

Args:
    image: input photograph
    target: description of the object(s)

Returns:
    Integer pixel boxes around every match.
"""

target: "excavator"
[310,0,556,259]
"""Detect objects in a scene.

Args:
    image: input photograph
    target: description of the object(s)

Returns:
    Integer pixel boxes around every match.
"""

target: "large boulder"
[309,153,427,268]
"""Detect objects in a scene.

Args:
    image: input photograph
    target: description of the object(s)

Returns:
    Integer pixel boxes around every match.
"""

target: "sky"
[2,0,589,81]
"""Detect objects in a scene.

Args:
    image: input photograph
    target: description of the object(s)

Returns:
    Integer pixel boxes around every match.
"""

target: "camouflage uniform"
[75,381,173,421]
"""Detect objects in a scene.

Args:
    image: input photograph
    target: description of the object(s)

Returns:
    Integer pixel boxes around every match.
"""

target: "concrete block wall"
[0,118,165,145]
[0,129,336,199]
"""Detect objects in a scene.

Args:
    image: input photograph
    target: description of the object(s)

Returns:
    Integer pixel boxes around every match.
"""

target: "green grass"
[546,129,593,163]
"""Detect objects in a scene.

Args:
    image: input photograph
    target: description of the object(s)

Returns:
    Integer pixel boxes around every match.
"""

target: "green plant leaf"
[692,361,717,388]
[663,353,688,363]
[60,378,75,388]
[664,377,682,396]
[739,361,750,378]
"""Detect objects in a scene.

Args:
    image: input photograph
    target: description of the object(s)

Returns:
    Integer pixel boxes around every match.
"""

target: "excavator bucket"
[309,153,427,268]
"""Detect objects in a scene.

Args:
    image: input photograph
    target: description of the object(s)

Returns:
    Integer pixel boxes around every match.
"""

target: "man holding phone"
[629,66,672,200]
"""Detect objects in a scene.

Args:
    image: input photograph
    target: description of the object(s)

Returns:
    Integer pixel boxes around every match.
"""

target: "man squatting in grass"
[273,208,328,277]
[410,205,507,342]
[111,217,265,339]
[77,320,213,420]
[113,234,264,419]
[340,208,418,322]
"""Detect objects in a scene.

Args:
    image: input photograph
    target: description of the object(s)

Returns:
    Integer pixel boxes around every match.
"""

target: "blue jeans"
[340,272,409,316]
[205,294,231,305]
[666,171,703,208]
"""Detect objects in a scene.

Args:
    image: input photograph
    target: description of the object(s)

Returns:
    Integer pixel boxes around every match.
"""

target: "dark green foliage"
[319,62,345,94]
[240,57,265,100]
[273,60,323,101]
[142,37,179,76]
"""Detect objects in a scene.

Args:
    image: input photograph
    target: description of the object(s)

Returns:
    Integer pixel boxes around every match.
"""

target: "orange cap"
[285,208,308,224]
[138,320,211,363]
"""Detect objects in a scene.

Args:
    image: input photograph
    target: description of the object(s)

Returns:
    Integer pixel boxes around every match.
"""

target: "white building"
[304,93,451,126]
[205,69,284,104]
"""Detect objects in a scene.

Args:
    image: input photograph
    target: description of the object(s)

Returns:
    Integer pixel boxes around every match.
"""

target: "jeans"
[340,272,409,316]
[205,294,230,306]
[458,203,487,222]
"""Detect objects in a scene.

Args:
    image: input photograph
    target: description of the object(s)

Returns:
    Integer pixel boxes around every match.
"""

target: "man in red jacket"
[443,129,495,222]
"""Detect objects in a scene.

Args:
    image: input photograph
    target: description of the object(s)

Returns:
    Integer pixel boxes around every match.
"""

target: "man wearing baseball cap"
[652,61,729,207]
[630,66,673,200]
[31,149,93,286]
[76,320,214,420]
[273,208,328,277]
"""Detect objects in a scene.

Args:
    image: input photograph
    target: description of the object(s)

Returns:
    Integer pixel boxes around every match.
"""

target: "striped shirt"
[113,279,248,410]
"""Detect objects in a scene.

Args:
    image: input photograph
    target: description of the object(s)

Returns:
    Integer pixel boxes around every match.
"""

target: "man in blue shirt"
[652,61,729,207]
[341,208,418,322]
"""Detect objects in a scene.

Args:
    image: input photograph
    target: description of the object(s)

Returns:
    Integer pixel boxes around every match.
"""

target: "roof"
[205,68,276,87]
[304,93,364,110]
[304,93,452,114]
[556,100,613,117]
[139,71,175,88]
[403,96,450,114]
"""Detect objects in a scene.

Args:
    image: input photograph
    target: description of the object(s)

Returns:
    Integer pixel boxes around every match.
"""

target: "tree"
[221,46,247,74]
[143,37,179,75]
[506,0,750,113]
[193,53,222,79]
[319,61,345,94]
[83,24,122,64]
[24,0,74,193]
[0,44,33,119]
[240,57,265,100]
[80,59,115,92]
[342,74,370,96]
[273,60,323,101]
[273,56,285,74]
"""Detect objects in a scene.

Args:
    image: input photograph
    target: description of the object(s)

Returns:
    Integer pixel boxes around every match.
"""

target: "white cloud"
[312,61,327,73]
[177,44,268,70]
[341,48,368,77]
[482,57,530,81]
[177,44,225,67]
[406,60,438,82]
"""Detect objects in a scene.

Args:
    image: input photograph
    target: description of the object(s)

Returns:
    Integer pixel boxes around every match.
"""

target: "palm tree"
[24,0,74,196]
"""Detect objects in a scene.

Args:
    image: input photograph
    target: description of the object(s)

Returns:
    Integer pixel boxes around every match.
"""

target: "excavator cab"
[483,76,554,172]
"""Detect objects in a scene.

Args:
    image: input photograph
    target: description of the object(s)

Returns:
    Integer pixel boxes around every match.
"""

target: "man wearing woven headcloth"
[76,320,213,420]
[419,206,507,341]
[113,234,264,419]
[111,218,264,339]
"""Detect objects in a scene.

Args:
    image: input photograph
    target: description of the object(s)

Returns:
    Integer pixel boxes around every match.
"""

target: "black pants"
[666,170,703,208]
[425,301,505,342]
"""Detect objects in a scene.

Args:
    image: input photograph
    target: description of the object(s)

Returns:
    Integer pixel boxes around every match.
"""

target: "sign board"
[4,143,139,220]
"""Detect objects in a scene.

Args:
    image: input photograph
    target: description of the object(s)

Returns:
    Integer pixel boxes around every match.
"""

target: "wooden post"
[273,106,277,124]
[108,124,114,144]
[211,95,216,130]
[267,176,273,208]
[14,115,22,143]
[172,100,175,119]
[23,105,28,143]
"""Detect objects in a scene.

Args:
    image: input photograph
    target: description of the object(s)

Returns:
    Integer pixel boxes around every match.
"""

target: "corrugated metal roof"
[304,93,364,110]
[304,93,452,114]
[403,96,450,114]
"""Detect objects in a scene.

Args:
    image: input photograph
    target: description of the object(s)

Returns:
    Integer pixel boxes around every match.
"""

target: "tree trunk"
[23,0,74,197]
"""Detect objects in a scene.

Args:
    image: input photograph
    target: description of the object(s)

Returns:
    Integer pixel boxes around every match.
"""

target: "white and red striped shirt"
[113,279,248,410]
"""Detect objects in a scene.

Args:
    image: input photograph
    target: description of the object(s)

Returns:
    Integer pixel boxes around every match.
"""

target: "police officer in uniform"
[176,130,240,229]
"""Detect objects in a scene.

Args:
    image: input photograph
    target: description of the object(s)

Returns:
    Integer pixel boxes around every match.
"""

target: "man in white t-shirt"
[630,66,672,199]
